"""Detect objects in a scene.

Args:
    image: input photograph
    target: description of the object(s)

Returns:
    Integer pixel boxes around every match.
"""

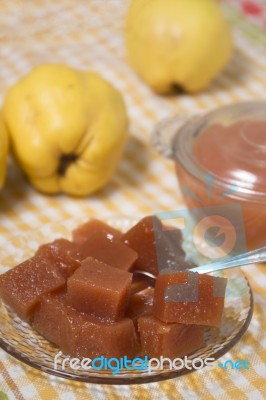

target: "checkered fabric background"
[0,1,266,399]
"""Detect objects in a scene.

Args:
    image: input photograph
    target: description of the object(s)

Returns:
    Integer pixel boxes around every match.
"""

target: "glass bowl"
[152,101,266,251]
[0,217,253,384]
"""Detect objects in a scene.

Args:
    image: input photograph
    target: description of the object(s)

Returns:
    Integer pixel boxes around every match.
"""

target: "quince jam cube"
[138,315,204,358]
[34,291,139,358]
[36,239,81,278]
[67,257,132,321]
[153,271,227,327]
[72,218,122,245]
[36,238,79,259]
[0,255,66,320]
[121,216,186,276]
[75,229,138,271]
[33,291,67,346]
[72,316,139,359]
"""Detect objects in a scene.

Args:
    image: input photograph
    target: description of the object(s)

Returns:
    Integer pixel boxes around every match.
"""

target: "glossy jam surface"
[193,120,266,195]
[176,120,266,250]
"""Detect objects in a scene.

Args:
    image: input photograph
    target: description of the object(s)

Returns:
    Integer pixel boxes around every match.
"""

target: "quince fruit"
[0,113,8,189]
[3,64,128,196]
[125,0,233,94]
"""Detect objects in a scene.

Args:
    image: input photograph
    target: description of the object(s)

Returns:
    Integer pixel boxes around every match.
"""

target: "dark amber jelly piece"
[153,270,227,327]
[72,218,122,245]
[34,291,139,358]
[121,216,186,276]
[75,230,138,271]
[36,238,80,278]
[67,257,132,321]
[0,255,65,320]
[138,315,204,358]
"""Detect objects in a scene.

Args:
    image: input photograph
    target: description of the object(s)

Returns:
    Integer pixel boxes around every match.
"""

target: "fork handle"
[190,246,266,274]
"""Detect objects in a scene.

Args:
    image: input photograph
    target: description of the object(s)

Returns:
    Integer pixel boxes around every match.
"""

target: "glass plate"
[0,217,253,384]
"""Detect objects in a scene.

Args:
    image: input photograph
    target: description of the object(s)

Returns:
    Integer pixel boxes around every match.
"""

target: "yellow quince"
[0,113,8,189]
[3,63,128,196]
[126,0,233,94]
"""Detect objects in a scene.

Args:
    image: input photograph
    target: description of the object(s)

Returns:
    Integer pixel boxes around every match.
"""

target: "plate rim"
[0,217,254,384]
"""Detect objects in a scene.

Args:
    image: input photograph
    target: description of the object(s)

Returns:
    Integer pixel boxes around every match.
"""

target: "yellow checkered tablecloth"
[0,1,266,399]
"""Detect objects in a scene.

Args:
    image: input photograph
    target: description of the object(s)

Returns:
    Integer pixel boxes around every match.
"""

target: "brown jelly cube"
[34,291,139,358]
[33,291,67,346]
[0,255,65,320]
[75,230,138,271]
[138,315,204,358]
[153,271,227,327]
[67,258,132,321]
[121,216,186,276]
[121,216,158,275]
[36,239,81,278]
[37,238,79,259]
[72,218,122,245]
[72,316,139,359]
[126,287,154,327]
